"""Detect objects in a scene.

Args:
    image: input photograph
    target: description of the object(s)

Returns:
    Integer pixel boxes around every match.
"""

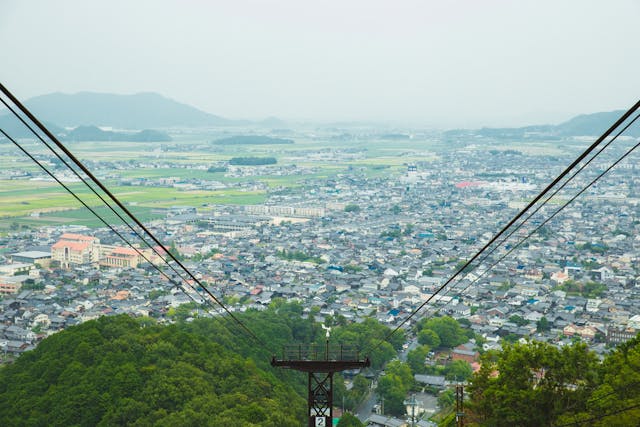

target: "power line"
[0,84,270,352]
[363,99,640,354]
[553,403,640,427]
[439,133,640,317]
[414,113,640,323]
[558,380,640,422]
[0,94,241,332]
[441,112,640,297]
[0,96,175,269]
[0,127,250,338]
[0,100,251,338]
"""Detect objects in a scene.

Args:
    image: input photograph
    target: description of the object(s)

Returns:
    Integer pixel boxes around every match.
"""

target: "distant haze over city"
[1,0,639,128]
[2,91,638,140]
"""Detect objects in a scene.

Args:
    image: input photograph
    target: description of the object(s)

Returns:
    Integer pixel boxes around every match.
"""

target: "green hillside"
[0,315,306,426]
[462,337,640,427]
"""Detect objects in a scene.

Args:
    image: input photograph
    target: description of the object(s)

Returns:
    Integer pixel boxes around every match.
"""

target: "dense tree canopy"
[417,316,469,349]
[406,344,430,374]
[0,301,401,426]
[229,157,277,166]
[555,336,640,426]
[468,340,599,426]
[336,412,364,427]
[443,360,473,382]
[377,361,414,416]
[0,315,306,426]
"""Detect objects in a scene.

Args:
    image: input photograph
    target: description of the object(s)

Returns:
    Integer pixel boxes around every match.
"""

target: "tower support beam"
[271,343,369,427]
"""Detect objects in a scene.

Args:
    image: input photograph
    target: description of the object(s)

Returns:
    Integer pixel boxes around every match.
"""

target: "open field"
[0,130,574,230]
[12,206,165,228]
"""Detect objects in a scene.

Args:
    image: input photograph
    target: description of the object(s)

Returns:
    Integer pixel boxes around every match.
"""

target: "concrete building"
[51,233,100,267]
[9,251,52,267]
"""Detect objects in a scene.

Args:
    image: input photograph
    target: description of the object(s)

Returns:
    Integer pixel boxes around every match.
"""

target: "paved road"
[355,388,378,422]
[399,337,418,362]
[356,337,418,422]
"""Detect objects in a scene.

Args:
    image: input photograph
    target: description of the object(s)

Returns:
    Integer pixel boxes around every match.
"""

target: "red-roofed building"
[51,234,99,267]
[451,343,480,364]
[455,181,484,189]
[60,233,98,242]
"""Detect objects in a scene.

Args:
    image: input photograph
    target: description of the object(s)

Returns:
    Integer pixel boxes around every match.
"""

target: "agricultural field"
[0,128,565,232]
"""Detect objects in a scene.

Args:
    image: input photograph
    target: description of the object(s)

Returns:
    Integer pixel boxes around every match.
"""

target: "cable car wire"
[363,99,640,355]
[0,127,255,339]
[0,84,270,352]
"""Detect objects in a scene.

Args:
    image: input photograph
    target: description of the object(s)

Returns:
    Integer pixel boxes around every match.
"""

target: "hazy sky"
[1,0,638,127]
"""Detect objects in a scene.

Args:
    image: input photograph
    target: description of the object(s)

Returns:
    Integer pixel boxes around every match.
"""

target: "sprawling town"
[1,130,640,425]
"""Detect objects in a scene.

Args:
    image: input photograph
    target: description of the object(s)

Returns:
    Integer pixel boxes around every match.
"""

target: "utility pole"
[455,384,465,427]
[404,394,419,427]
[272,328,369,427]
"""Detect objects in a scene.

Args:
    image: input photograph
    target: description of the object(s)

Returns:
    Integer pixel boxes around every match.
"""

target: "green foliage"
[0,315,305,426]
[148,289,170,300]
[407,345,430,374]
[417,316,468,349]
[207,165,228,173]
[468,340,599,427]
[343,264,363,273]
[498,281,514,291]
[213,136,294,145]
[454,260,472,273]
[403,223,414,235]
[276,248,325,264]
[443,360,473,381]
[418,328,441,348]
[351,374,370,399]
[229,156,277,166]
[380,228,402,239]
[378,361,414,416]
[437,389,455,409]
[344,204,361,213]
[508,315,529,327]
[559,280,607,298]
[536,316,550,332]
[167,302,199,321]
[168,240,183,261]
[189,248,221,262]
[21,280,45,291]
[66,125,171,142]
[555,335,640,426]
[337,412,364,427]
[575,242,608,254]
[330,317,403,369]
[502,333,520,343]
[0,302,403,426]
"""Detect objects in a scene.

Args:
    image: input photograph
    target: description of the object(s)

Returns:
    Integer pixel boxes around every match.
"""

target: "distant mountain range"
[0,91,634,139]
[0,91,288,140]
[17,91,244,129]
[446,110,640,139]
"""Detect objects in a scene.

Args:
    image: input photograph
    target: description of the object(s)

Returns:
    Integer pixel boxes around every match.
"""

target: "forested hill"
[0,302,403,426]
[463,337,640,427]
[0,314,306,426]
